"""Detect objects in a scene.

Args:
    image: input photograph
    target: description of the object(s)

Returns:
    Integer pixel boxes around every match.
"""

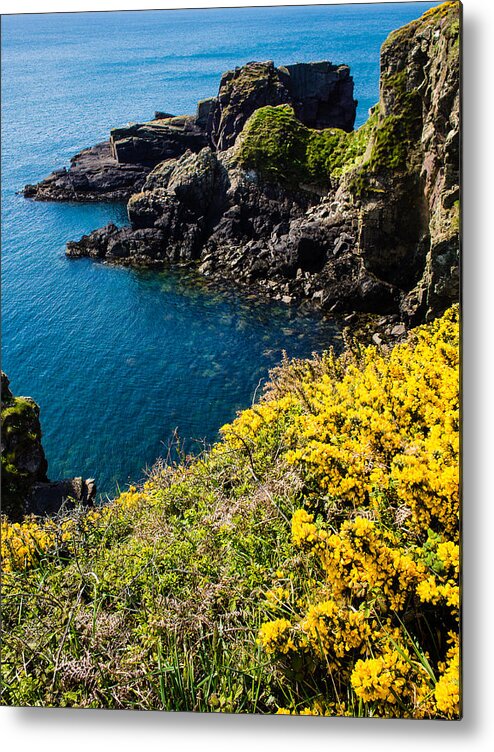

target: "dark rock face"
[195,98,216,130]
[391,5,460,321]
[109,61,356,164]
[340,0,461,322]
[199,188,400,313]
[1,372,96,521]
[67,148,230,265]
[23,142,150,202]
[198,2,460,321]
[28,477,97,518]
[29,4,460,324]
[207,61,293,151]
[65,147,398,314]
[208,60,357,151]
[110,115,209,165]
[281,61,356,131]
[67,223,167,266]
[23,58,357,204]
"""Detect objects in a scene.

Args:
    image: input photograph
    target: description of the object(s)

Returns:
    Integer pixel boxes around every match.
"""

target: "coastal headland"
[25,3,459,328]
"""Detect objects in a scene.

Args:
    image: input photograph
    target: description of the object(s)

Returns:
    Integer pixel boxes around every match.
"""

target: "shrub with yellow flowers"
[247,306,460,718]
[0,485,147,575]
[1,516,58,573]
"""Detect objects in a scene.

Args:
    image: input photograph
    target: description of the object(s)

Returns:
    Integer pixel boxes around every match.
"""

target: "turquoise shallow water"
[1,3,439,496]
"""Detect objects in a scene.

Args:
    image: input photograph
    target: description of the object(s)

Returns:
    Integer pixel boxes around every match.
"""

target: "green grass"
[1,308,459,716]
[1,440,305,710]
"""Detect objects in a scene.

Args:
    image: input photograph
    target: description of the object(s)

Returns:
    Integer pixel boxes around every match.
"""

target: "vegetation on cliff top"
[1,306,459,717]
[382,1,460,51]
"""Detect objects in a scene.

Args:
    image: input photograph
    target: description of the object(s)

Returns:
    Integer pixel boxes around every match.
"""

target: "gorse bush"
[1,307,459,717]
[222,306,459,717]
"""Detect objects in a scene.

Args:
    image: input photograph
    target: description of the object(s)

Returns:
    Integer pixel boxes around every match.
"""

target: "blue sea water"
[1,3,439,496]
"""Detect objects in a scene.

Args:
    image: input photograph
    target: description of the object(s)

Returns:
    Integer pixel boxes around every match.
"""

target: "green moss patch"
[235,104,374,189]
[1,396,44,519]
[382,1,460,53]
[235,91,421,199]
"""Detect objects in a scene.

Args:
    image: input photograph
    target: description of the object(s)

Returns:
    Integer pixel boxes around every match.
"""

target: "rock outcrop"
[1,372,96,520]
[24,142,151,202]
[29,3,461,325]
[24,59,357,202]
[28,477,97,518]
[110,115,209,165]
[65,2,460,323]
[109,61,356,162]
[1,372,48,519]
[207,60,356,151]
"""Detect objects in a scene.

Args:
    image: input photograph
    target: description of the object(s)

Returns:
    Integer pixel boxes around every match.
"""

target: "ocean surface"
[1,2,439,496]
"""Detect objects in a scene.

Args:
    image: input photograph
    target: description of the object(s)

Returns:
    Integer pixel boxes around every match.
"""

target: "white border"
[0,0,462,11]
[1,0,493,749]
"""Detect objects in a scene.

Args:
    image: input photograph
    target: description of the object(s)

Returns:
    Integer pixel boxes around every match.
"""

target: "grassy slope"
[1,307,459,717]
[1,1,460,716]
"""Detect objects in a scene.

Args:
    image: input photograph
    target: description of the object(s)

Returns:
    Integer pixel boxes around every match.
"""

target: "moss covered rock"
[65,2,460,324]
[1,373,97,520]
[235,103,375,188]
[1,372,48,520]
[208,60,357,151]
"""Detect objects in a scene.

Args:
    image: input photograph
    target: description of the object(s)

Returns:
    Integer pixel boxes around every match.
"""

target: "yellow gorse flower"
[1,486,146,574]
[2,304,460,719]
[246,306,460,719]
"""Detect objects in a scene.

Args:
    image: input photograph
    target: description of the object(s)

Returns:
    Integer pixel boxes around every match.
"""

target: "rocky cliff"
[30,2,460,324]
[206,60,356,151]
[24,142,151,203]
[25,60,355,202]
[1,372,96,521]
